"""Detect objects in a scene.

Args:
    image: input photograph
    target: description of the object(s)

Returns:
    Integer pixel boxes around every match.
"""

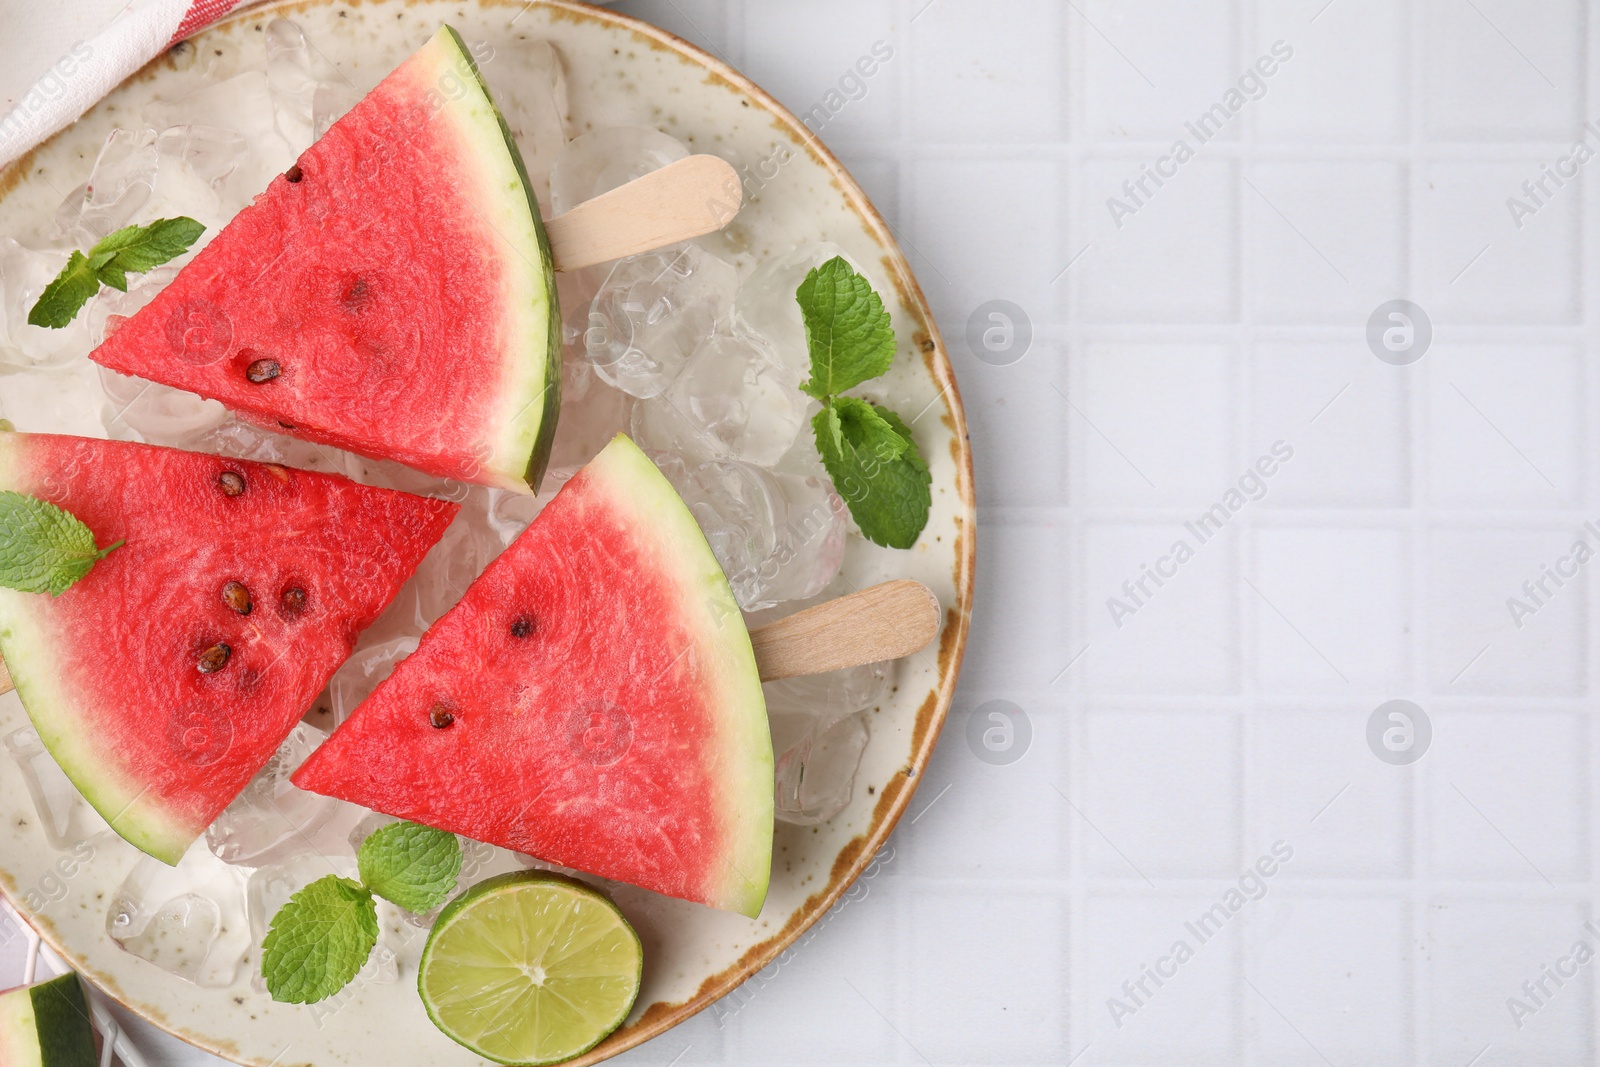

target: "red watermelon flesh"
[88,26,560,492]
[0,433,457,864]
[293,435,774,917]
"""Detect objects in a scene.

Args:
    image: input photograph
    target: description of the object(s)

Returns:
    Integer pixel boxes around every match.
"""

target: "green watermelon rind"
[588,436,774,918]
[0,973,97,1067]
[0,590,185,864]
[427,26,562,493]
[0,437,188,864]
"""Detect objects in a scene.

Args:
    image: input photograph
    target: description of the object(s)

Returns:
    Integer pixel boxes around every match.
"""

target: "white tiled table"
[10,1,1599,1064]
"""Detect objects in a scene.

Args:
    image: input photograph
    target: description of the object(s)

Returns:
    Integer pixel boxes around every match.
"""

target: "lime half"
[419,871,644,1066]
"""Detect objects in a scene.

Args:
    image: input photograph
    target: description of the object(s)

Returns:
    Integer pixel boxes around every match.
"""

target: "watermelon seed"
[429,705,455,729]
[246,358,281,384]
[510,615,535,638]
[197,643,232,674]
[222,581,253,615]
[218,471,246,496]
[285,164,303,183]
[281,587,308,615]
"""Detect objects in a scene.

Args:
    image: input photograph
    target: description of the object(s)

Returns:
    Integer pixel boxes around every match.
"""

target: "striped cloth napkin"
[0,0,257,168]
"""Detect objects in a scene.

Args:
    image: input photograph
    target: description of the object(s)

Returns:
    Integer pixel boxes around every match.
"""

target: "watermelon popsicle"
[292,434,939,919]
[0,432,457,865]
[84,25,743,495]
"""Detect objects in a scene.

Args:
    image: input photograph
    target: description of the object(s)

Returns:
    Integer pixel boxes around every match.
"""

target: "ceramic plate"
[0,2,974,1063]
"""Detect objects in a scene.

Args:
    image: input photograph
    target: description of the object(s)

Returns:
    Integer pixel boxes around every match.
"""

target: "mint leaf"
[813,398,931,550]
[0,492,123,597]
[358,821,462,914]
[91,217,205,275]
[26,217,203,329]
[797,257,896,401]
[26,252,102,329]
[261,876,378,1004]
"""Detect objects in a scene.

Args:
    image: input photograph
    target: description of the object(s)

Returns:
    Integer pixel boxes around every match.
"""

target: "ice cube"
[264,18,317,154]
[772,710,870,826]
[584,243,739,398]
[493,40,570,212]
[650,451,847,611]
[143,72,297,193]
[764,661,891,720]
[549,126,687,215]
[59,123,246,251]
[312,83,360,141]
[156,124,248,189]
[3,727,108,850]
[144,125,250,234]
[54,127,159,248]
[108,843,251,987]
[0,238,90,371]
[629,327,810,467]
[181,418,368,481]
[416,508,494,620]
[487,483,558,548]
[549,359,633,471]
[328,637,418,725]
[207,724,337,866]
[0,362,110,437]
[772,419,831,481]
[98,364,228,444]
[181,418,292,463]
[764,662,889,825]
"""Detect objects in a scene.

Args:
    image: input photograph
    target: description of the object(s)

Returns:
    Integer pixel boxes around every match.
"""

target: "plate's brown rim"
[0,1,977,1063]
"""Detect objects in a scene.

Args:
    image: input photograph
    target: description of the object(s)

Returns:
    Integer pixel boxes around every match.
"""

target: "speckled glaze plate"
[0,2,974,1063]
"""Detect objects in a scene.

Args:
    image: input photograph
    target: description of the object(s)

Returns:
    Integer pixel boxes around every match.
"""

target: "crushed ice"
[0,19,892,983]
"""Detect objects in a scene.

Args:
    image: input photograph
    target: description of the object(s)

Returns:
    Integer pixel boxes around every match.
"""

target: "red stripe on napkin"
[168,0,246,45]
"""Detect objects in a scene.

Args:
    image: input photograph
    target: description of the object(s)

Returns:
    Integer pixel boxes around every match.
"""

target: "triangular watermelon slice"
[88,26,560,491]
[0,433,457,864]
[294,435,774,917]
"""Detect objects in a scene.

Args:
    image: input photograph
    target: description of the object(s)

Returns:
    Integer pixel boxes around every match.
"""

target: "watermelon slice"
[88,26,560,492]
[294,435,774,917]
[0,974,96,1067]
[0,433,457,864]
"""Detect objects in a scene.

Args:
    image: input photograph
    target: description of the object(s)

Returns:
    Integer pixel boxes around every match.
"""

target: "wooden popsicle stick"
[0,580,939,697]
[751,580,942,683]
[545,154,743,272]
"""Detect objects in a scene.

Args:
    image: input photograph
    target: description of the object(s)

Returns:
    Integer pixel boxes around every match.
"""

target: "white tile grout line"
[1404,0,1429,1057]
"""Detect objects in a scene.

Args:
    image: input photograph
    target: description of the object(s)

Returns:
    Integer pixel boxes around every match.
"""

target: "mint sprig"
[27,217,204,329]
[358,821,463,914]
[795,257,931,549]
[0,492,124,596]
[261,821,462,1004]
